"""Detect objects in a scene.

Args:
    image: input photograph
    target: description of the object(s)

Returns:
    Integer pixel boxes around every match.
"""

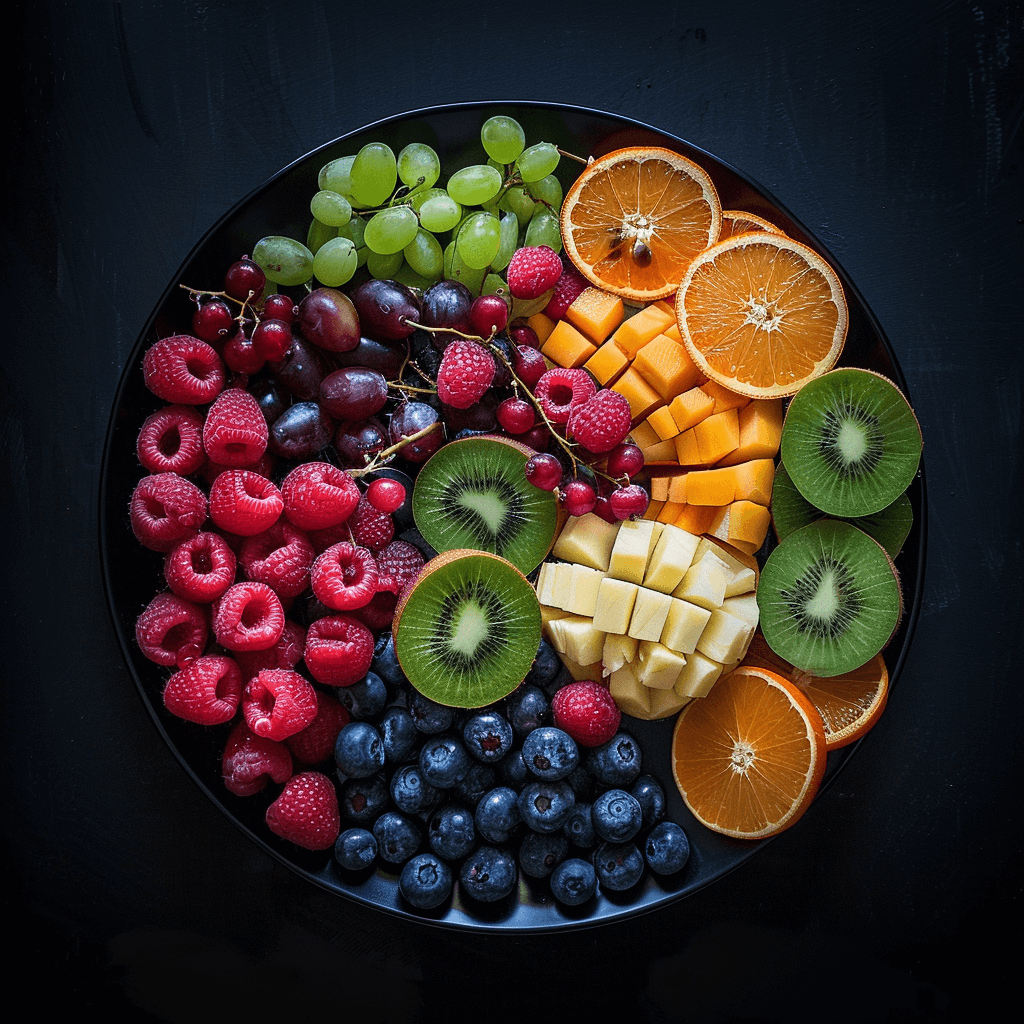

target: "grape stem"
[347,420,442,478]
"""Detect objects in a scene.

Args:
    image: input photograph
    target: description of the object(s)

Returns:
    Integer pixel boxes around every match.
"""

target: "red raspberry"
[130,472,208,552]
[375,539,426,594]
[303,614,374,687]
[566,388,633,454]
[163,531,237,603]
[162,653,243,726]
[142,334,225,405]
[265,770,341,851]
[221,719,293,797]
[200,450,276,488]
[136,404,206,476]
[242,667,319,741]
[208,469,284,536]
[506,245,563,300]
[202,387,269,467]
[551,679,622,748]
[533,367,597,425]
[350,590,399,631]
[280,461,360,531]
[285,690,351,765]
[237,521,315,599]
[543,266,589,319]
[212,581,286,651]
[135,592,208,667]
[310,542,379,611]
[344,493,395,552]
[436,339,496,409]
[234,620,307,681]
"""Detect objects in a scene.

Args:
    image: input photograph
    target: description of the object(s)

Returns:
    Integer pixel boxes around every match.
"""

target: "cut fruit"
[675,231,848,398]
[757,519,903,678]
[671,665,827,839]
[779,367,923,518]
[412,435,558,575]
[719,209,784,240]
[392,549,541,708]
[559,146,723,303]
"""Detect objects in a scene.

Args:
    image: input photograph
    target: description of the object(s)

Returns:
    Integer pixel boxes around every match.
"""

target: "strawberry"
[265,771,341,850]
[551,679,622,748]
[506,245,563,300]
[436,339,496,409]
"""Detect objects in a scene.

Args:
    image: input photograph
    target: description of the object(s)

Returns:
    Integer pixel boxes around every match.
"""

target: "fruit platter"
[100,102,925,930]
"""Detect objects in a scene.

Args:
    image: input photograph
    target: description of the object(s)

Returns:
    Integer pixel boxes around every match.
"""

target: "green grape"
[481,115,526,165]
[349,143,398,207]
[455,212,501,270]
[337,214,366,248]
[490,211,519,272]
[310,189,353,228]
[526,174,563,211]
[446,164,503,206]
[366,248,404,280]
[481,273,511,308]
[397,143,441,194]
[312,236,358,287]
[252,235,314,287]
[416,191,462,233]
[403,227,444,280]
[516,142,560,183]
[363,206,420,255]
[525,208,562,252]
[306,217,338,256]
[443,240,486,293]
[318,156,357,198]
[498,184,537,227]
[393,262,436,292]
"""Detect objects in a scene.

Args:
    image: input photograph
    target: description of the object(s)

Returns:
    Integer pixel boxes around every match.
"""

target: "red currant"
[224,256,266,303]
[513,345,547,391]
[365,478,407,514]
[605,442,645,480]
[496,397,536,435]
[251,318,293,361]
[609,484,650,520]
[524,452,562,491]
[508,324,540,349]
[192,299,234,342]
[469,294,510,337]
[262,293,297,323]
[560,479,597,517]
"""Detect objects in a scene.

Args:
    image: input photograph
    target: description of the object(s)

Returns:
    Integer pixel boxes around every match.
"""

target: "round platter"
[99,101,926,932]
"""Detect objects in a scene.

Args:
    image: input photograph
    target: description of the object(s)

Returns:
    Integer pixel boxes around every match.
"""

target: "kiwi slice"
[757,519,903,677]
[772,463,914,559]
[412,435,557,574]
[780,368,922,517]
[392,549,542,708]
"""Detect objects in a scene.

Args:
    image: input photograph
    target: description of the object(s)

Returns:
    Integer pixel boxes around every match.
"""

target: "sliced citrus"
[560,146,722,303]
[670,664,827,839]
[675,231,848,398]
[740,632,889,750]
[719,209,784,240]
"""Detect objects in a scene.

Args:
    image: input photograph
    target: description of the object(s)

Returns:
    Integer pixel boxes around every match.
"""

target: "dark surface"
[4,2,1021,1021]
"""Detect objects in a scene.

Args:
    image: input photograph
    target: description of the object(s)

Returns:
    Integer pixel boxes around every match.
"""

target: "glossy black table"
[6,2,1021,1020]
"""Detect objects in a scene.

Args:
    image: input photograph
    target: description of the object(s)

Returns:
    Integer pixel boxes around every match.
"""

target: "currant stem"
[348,420,442,478]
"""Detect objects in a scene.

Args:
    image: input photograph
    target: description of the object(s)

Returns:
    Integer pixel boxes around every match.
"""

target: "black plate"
[99,101,927,932]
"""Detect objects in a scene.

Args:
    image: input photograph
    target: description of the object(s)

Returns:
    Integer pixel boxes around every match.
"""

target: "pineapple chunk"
[637,641,687,689]
[550,615,607,667]
[673,549,731,609]
[721,593,759,629]
[660,598,713,654]
[647,687,690,720]
[696,607,755,665]
[564,564,606,617]
[603,632,639,675]
[674,651,725,698]
[609,662,652,718]
[593,578,640,634]
[550,562,575,610]
[536,562,556,606]
[607,519,658,584]
[558,653,605,682]
[552,513,620,571]
[643,523,700,593]
[695,538,757,596]
[627,587,673,642]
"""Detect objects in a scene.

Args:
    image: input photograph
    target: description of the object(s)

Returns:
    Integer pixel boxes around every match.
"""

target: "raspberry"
[265,771,341,851]
[566,388,633,454]
[237,521,315,599]
[136,405,206,476]
[242,667,319,741]
[436,339,496,409]
[350,589,399,631]
[303,614,374,687]
[551,679,622,748]
[506,245,563,300]
[344,493,395,552]
[135,592,208,667]
[543,266,589,319]
[162,653,243,726]
[202,387,269,467]
[234,620,307,681]
[533,368,597,425]
[212,581,286,651]
[130,472,208,552]
[208,469,284,536]
[280,461,360,531]
[200,449,275,488]
[221,719,293,797]
[142,334,225,405]
[163,531,237,603]
[285,690,351,765]
[310,542,379,611]
[374,539,426,594]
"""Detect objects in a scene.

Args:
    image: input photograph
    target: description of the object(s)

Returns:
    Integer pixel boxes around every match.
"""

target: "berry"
[551,680,622,748]
[336,670,388,721]
[562,802,596,849]
[428,803,477,862]
[242,667,319,741]
[508,323,540,349]
[237,521,316,600]
[543,266,589,319]
[468,294,510,337]
[560,479,597,517]
[192,299,234,342]
[631,775,667,830]
[435,339,496,409]
[130,472,207,552]
[333,721,386,778]
[496,396,535,435]
[512,344,546,389]
[163,531,237,603]
[506,245,563,300]
[202,387,269,467]
[408,691,454,735]
[516,779,575,833]
[566,388,632,454]
[524,639,562,691]
[135,592,208,667]
[609,483,650,520]
[250,318,293,361]
[521,726,580,781]
[418,734,471,789]
[591,788,643,844]
[303,613,374,687]
[459,846,518,902]
[390,764,442,816]
[586,731,643,787]
[474,786,522,844]
[344,493,395,551]
[142,335,225,405]
[372,810,422,865]
[285,689,351,765]
[605,442,645,480]
[365,477,406,515]
[338,775,389,824]
[310,542,379,611]
[549,857,597,906]
[350,589,399,631]
[524,452,562,491]
[533,367,596,424]
[265,771,341,851]
[212,581,285,651]
[400,852,453,910]
[262,293,297,323]
[224,256,266,303]
[593,840,645,891]
[506,683,552,738]
[335,827,378,871]
[221,719,293,797]
[379,706,418,764]
[375,539,425,594]
[221,327,265,375]
[462,711,514,763]
[233,620,307,681]
[136,404,206,476]
[518,830,568,879]
[208,469,284,536]
[281,461,360,531]
[162,653,242,725]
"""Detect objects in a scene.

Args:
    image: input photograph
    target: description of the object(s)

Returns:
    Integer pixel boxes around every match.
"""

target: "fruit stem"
[347,420,442,478]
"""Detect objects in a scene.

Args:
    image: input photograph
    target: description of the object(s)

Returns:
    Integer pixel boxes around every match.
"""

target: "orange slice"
[675,231,848,398]
[740,633,889,750]
[719,209,784,240]
[560,146,722,303]
[671,664,827,839]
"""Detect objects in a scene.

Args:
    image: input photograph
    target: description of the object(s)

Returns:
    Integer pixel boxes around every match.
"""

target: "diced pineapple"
[551,513,620,571]
[565,564,606,617]
[550,562,575,609]
[627,587,673,642]
[696,607,755,665]
[603,632,639,675]
[637,641,687,689]
[551,615,607,667]
[607,519,658,584]
[660,597,713,654]
[558,653,605,682]
[592,578,640,633]
[721,593,759,629]
[673,549,731,609]
[608,662,652,718]
[642,522,700,593]
[647,687,690,720]
[674,650,725,698]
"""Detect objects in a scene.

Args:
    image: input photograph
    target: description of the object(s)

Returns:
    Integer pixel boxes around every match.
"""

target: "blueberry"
[565,761,595,800]
[453,763,497,809]
[390,764,441,816]
[475,786,522,844]
[644,821,691,876]
[419,734,471,789]
[522,726,579,781]
[334,827,377,871]
[380,705,418,764]
[591,788,643,844]
[372,811,422,865]
[428,803,477,862]
[459,845,517,903]
[593,841,645,891]
[408,691,454,734]
[518,830,568,879]
[498,747,528,787]
[338,670,388,720]
[334,721,385,778]
[517,779,575,834]
[631,774,667,830]
[562,801,596,849]
[338,773,389,824]
[462,711,514,763]
[371,633,406,687]
[524,638,562,691]
[550,857,597,907]
[586,731,643,788]
[505,683,551,739]
[399,852,453,910]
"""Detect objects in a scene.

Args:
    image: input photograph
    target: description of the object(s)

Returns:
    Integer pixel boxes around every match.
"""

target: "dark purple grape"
[420,280,473,350]
[334,417,390,468]
[320,367,389,421]
[333,336,407,379]
[350,279,421,341]
[441,392,499,434]
[269,334,327,400]
[297,287,361,353]
[389,402,444,463]
[248,375,289,426]
[269,402,334,459]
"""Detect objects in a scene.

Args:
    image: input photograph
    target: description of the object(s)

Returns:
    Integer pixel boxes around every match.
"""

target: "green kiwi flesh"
[412,435,557,575]
[780,368,922,517]
[772,463,914,560]
[392,549,541,708]
[757,519,902,677]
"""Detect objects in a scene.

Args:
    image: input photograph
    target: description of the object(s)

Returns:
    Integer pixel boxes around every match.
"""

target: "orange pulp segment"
[719,209,784,240]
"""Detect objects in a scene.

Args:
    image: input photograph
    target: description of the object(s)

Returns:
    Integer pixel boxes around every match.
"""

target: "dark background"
[4,1,1021,1021]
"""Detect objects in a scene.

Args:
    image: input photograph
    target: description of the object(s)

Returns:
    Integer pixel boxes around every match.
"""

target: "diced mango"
[541,319,598,368]
[731,459,775,506]
[681,467,736,506]
[612,367,663,420]
[632,333,704,400]
[611,304,675,358]
[565,287,625,342]
[717,399,784,466]
[669,387,715,432]
[692,408,740,465]
[661,322,684,344]
[673,503,718,535]
[652,299,676,318]
[650,476,671,502]
[583,340,630,385]
[673,428,702,467]
[647,405,680,441]
[526,312,557,345]
[644,498,665,521]
[708,500,771,553]
[643,439,679,464]
[629,420,660,449]
[700,379,750,414]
